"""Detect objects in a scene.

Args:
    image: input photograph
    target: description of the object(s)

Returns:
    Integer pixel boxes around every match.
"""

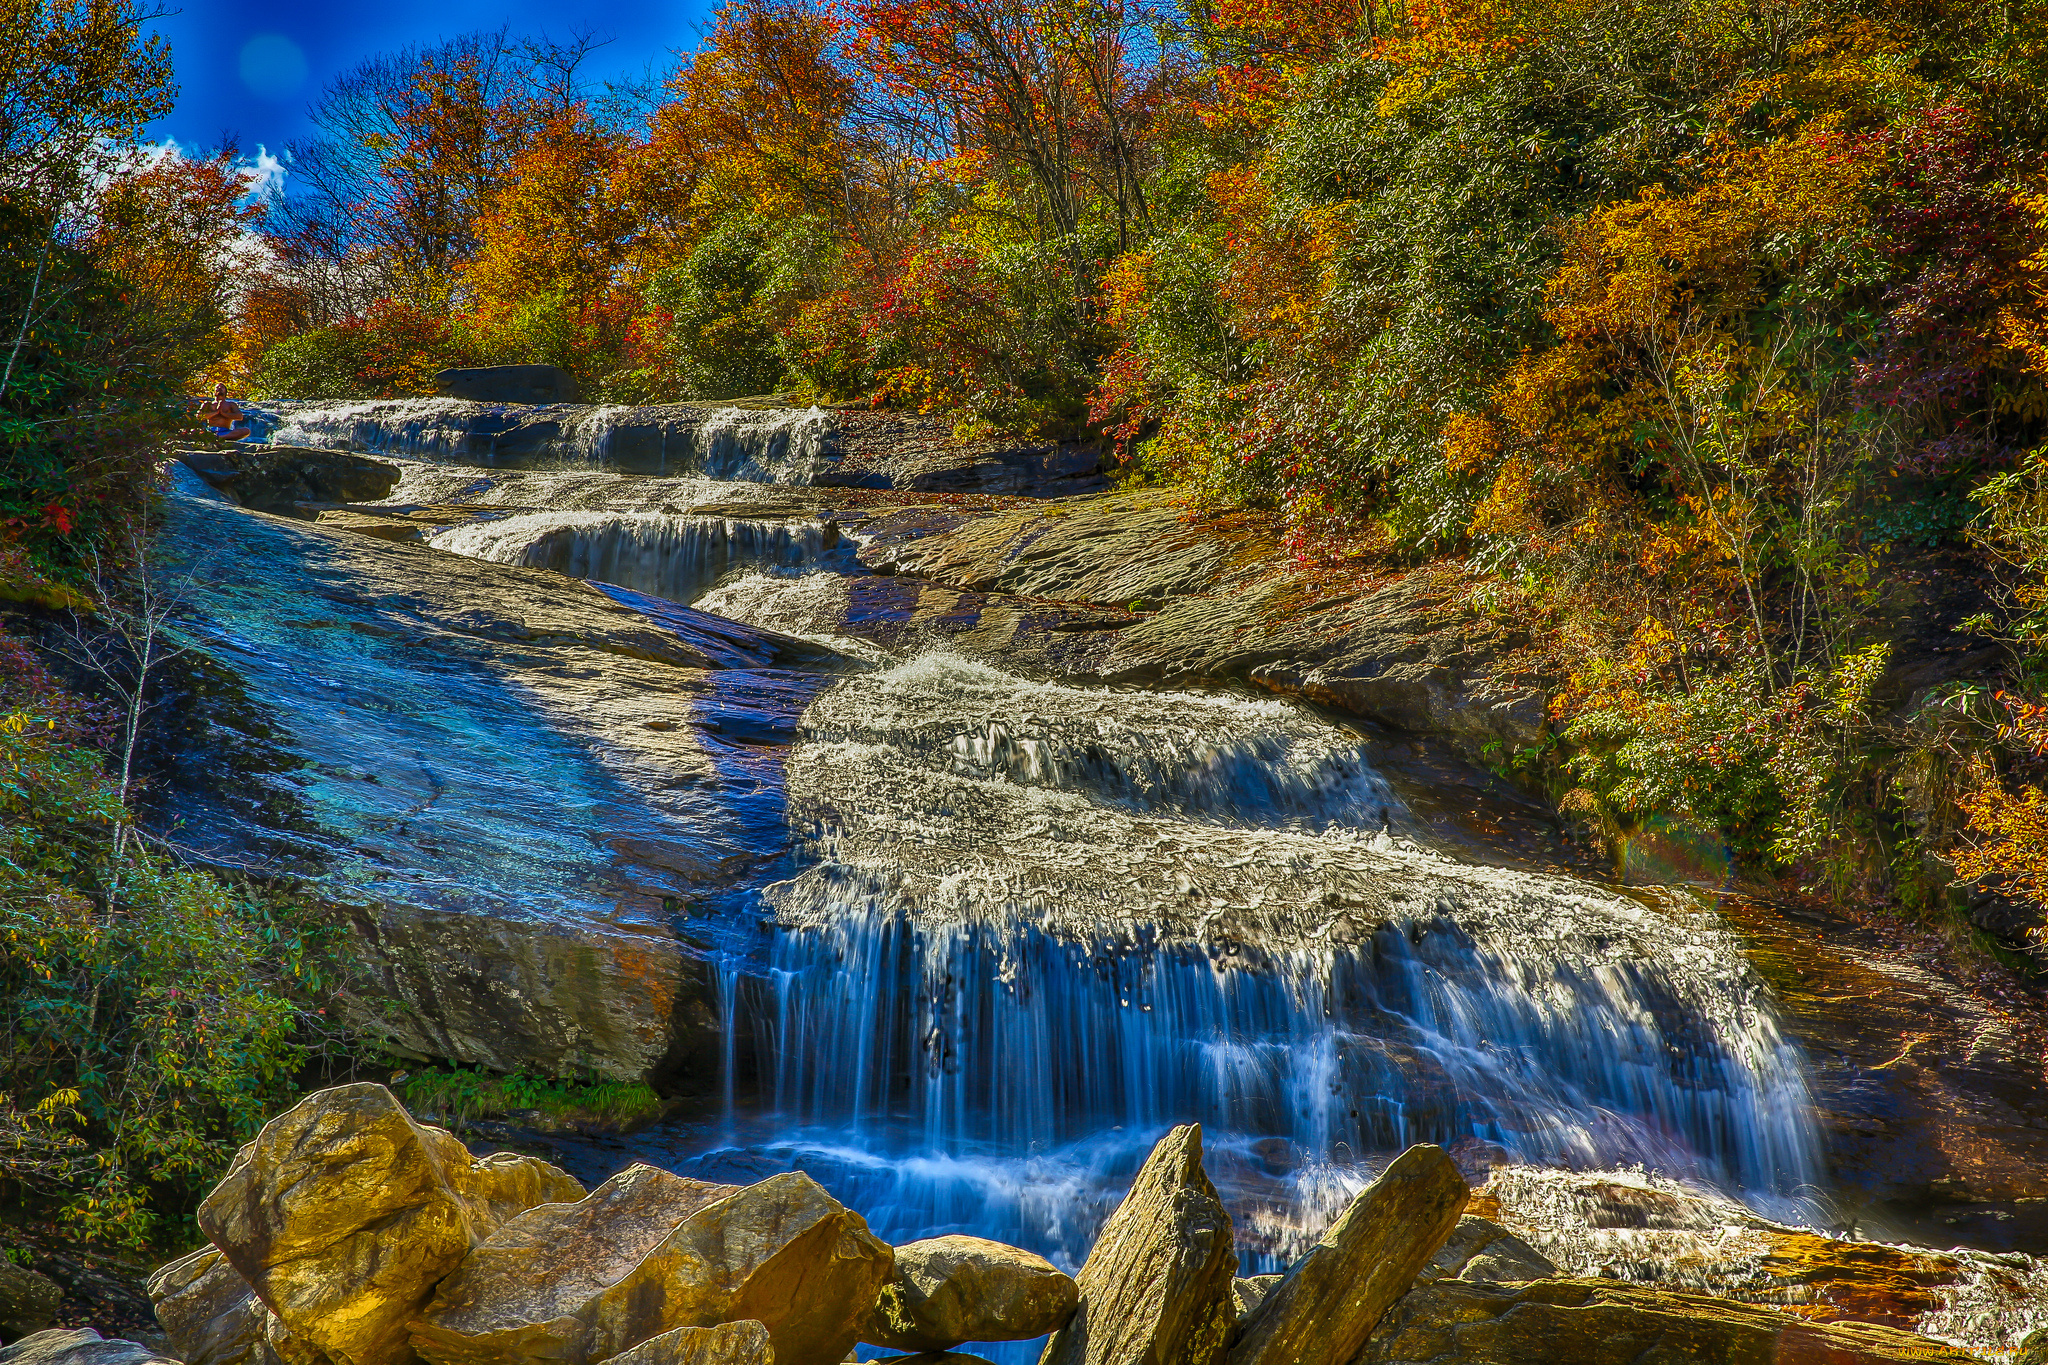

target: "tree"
[0,0,174,205]
[276,29,604,309]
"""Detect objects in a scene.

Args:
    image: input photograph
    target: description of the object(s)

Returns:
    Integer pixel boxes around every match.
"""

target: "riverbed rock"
[150,489,849,1083]
[1227,1278,1279,1326]
[840,494,1542,762]
[1228,1144,1468,1365]
[1354,1277,1984,1364]
[410,1163,740,1365]
[195,1083,582,1365]
[0,1331,178,1365]
[415,1169,890,1365]
[1039,1124,1237,1365]
[1469,1165,2042,1343]
[603,1321,772,1365]
[858,1236,1076,1352]
[435,366,579,405]
[147,1248,277,1365]
[174,446,400,513]
[0,1261,61,1342]
[1412,1217,1554,1286]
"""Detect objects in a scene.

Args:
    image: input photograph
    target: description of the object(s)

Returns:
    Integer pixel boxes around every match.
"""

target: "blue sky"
[143,0,716,174]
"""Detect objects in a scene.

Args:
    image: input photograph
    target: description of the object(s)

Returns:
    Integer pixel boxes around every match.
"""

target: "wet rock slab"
[154,482,854,1081]
[826,492,1544,762]
[1719,895,2048,1253]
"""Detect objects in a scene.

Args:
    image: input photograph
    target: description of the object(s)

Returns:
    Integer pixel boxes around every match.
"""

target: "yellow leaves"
[35,1088,81,1116]
[1957,774,2048,911]
[1100,251,1152,330]
[1467,452,1539,540]
[1441,411,1502,475]
[1626,615,1678,672]
[1997,189,2048,382]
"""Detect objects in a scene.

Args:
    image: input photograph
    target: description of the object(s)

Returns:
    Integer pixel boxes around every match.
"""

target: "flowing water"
[429,513,842,606]
[262,398,834,480]
[329,453,2012,1358]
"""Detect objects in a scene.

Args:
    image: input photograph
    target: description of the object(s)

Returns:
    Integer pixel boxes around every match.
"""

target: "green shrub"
[400,1065,665,1130]
[0,638,359,1250]
[250,325,371,400]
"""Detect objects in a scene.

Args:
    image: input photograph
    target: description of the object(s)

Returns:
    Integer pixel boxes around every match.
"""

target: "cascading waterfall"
[430,512,835,604]
[693,406,831,483]
[263,399,833,481]
[691,655,1826,1320]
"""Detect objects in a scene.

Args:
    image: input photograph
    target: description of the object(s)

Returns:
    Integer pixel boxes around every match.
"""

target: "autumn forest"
[11,0,2048,1282]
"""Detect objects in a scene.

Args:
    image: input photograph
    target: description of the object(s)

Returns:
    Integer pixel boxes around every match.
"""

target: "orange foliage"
[463,113,641,328]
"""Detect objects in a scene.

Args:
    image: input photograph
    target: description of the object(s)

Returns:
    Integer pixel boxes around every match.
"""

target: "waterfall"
[695,655,1824,1297]
[429,512,834,605]
[263,400,832,482]
[693,407,831,483]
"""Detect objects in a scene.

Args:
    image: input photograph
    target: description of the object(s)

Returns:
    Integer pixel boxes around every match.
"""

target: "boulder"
[859,1236,1075,1352]
[434,366,579,405]
[1228,1144,1468,1365]
[195,1083,583,1365]
[1355,1278,1985,1364]
[604,1322,772,1365]
[1039,1124,1237,1365]
[2019,1328,2048,1365]
[410,1164,740,1365]
[1227,1278,1278,1325]
[0,1331,178,1365]
[174,446,400,512]
[1412,1217,1553,1286]
[0,1261,61,1342]
[147,1248,276,1365]
[1468,1166,2040,1338]
[415,1169,891,1365]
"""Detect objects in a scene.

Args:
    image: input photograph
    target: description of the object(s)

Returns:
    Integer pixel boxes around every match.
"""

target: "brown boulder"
[1227,1278,1279,1326]
[415,1169,890,1365]
[1470,1166,2039,1341]
[0,1331,177,1365]
[860,1236,1075,1352]
[195,1083,583,1365]
[605,1321,772,1365]
[1412,1217,1554,1286]
[1038,1124,1237,1365]
[147,1248,277,1365]
[1228,1144,1468,1365]
[1356,1277,1984,1364]
[0,1260,61,1343]
[411,1164,739,1365]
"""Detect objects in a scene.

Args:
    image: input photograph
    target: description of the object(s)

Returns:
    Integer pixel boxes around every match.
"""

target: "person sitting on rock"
[197,382,253,441]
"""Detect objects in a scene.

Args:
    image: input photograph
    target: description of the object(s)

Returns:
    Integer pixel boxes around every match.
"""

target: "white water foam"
[1479,1165,2048,1356]
[266,400,832,483]
[429,511,834,605]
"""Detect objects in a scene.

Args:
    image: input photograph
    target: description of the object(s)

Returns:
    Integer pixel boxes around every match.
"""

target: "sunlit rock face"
[1464,1166,2048,1358]
[153,467,852,1082]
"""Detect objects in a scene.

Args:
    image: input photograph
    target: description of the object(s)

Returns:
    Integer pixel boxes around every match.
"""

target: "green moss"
[399,1066,667,1132]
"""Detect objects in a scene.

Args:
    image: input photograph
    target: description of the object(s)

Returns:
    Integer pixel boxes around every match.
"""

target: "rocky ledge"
[1,1086,2010,1365]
